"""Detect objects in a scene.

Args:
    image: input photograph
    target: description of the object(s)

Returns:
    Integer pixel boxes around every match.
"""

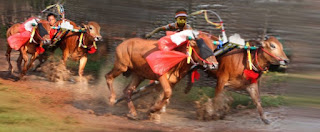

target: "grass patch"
[261,95,286,107]
[230,92,286,108]
[63,116,80,124]
[49,48,107,78]
[0,25,8,38]
[264,72,287,83]
[0,111,39,124]
[284,96,320,108]
[40,96,53,104]
[0,106,16,113]
[0,87,8,91]
[0,84,79,131]
[260,72,288,88]
[184,86,215,101]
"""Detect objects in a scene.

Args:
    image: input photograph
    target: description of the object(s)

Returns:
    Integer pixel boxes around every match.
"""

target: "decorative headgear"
[175,11,187,18]
[175,9,188,18]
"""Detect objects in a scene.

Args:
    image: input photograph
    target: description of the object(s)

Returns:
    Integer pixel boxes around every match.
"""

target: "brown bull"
[48,20,102,80]
[207,36,289,124]
[105,31,218,120]
[6,19,51,79]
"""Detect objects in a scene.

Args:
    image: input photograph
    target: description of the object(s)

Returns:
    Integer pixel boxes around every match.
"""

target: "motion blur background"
[1,0,319,119]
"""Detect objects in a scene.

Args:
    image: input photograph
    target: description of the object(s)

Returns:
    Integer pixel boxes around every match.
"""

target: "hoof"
[108,100,116,106]
[127,113,139,120]
[16,75,26,81]
[7,70,12,76]
[21,76,27,81]
[108,96,117,106]
[19,74,26,80]
[262,118,271,125]
[160,106,166,113]
[149,112,161,123]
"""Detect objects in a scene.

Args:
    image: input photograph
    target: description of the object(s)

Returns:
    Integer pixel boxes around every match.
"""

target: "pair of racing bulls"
[5,18,102,80]
[106,30,289,124]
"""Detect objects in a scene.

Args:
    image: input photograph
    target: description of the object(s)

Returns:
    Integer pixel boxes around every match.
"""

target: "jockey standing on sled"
[145,8,192,38]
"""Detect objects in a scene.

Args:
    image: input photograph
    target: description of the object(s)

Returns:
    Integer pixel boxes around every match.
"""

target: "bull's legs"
[26,52,39,71]
[105,62,128,106]
[5,46,13,74]
[157,91,168,113]
[149,74,172,113]
[34,54,45,71]
[20,46,29,79]
[123,74,143,119]
[156,81,178,113]
[246,83,270,124]
[34,46,54,71]
[78,56,88,81]
[17,53,23,72]
[213,75,229,102]
[62,49,69,65]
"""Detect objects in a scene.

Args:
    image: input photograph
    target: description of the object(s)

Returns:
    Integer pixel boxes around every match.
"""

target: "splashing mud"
[195,91,234,121]
[40,61,72,82]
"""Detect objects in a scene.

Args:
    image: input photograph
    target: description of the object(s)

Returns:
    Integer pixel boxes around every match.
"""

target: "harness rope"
[78,32,97,50]
[51,26,96,51]
[186,40,213,65]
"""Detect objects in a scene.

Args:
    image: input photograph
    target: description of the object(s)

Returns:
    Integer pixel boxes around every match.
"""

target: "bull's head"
[260,36,290,66]
[31,19,51,45]
[82,21,103,42]
[189,31,219,70]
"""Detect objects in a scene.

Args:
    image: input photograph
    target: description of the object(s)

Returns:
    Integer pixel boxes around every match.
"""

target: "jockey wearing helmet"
[145,8,192,38]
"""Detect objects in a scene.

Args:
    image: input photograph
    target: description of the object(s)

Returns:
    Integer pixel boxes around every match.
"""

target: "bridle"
[253,47,284,71]
[187,40,215,65]
[30,24,49,44]
[78,29,97,49]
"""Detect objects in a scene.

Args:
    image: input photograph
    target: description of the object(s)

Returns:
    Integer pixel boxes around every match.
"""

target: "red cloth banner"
[146,50,188,75]
[7,31,31,50]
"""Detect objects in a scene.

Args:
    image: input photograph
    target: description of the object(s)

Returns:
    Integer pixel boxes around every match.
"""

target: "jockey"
[47,13,58,39]
[47,13,57,26]
[145,8,192,38]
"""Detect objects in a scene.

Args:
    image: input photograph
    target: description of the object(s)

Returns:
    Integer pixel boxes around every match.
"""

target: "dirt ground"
[1,41,320,132]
